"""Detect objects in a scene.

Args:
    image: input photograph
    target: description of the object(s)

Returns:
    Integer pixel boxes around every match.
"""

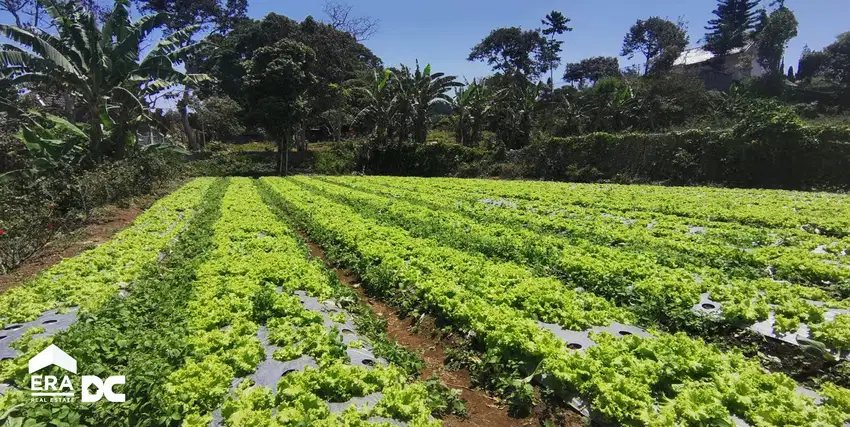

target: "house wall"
[672,49,765,90]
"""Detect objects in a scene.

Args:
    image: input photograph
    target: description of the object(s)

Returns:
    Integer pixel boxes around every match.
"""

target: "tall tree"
[468,27,550,79]
[796,45,826,80]
[131,0,247,32]
[322,0,379,41]
[621,17,688,75]
[133,0,248,150]
[755,5,798,75]
[409,61,461,144]
[704,0,761,62]
[822,32,850,85]
[563,56,621,88]
[243,39,315,175]
[189,13,381,144]
[540,10,572,87]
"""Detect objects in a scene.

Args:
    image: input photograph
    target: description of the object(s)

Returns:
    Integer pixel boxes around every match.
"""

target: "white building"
[672,43,766,90]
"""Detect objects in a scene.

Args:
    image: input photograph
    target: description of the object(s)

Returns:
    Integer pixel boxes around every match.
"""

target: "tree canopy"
[131,0,247,32]
[621,17,688,75]
[468,27,551,79]
[705,0,761,59]
[563,56,621,87]
[755,5,798,75]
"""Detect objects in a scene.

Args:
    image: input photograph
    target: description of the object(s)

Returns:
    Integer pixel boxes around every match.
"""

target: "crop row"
[353,176,849,290]
[166,178,438,426]
[299,176,849,349]
[401,177,850,238]
[0,177,215,327]
[1,177,229,425]
[1,178,440,427]
[261,177,850,427]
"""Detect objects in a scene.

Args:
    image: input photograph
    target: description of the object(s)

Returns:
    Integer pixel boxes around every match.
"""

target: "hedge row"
[518,125,850,189]
[0,151,184,273]
[358,141,489,177]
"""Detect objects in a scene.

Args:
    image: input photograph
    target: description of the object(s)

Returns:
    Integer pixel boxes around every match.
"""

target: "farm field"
[2,176,850,427]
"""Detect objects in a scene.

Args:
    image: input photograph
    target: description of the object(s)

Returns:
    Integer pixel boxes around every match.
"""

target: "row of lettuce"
[260,176,850,426]
[299,176,850,350]
[0,178,441,427]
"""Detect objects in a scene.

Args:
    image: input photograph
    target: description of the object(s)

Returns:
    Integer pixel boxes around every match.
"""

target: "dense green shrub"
[311,149,356,175]
[358,141,489,176]
[519,123,850,189]
[190,152,277,177]
[0,151,184,273]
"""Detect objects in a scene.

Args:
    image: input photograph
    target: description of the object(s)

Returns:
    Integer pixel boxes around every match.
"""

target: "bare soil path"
[299,234,585,427]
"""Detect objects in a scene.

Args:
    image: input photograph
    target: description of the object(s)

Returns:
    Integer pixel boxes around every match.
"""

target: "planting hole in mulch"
[298,231,585,427]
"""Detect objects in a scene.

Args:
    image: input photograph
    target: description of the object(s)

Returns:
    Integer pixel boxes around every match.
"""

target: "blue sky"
[0,0,846,82]
[248,0,848,81]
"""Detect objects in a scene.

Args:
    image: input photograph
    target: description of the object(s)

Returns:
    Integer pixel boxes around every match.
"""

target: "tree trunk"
[63,90,74,121]
[278,129,292,176]
[89,111,102,164]
[296,121,307,152]
[284,129,292,176]
[180,90,197,151]
[277,137,284,176]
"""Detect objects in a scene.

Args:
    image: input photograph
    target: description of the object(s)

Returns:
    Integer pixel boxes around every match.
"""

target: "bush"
[357,140,490,177]
[518,123,850,189]
[190,152,277,177]
[310,149,356,175]
[0,150,184,273]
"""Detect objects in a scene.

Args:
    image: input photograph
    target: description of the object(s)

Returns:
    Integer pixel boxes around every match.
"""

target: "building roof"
[673,44,754,67]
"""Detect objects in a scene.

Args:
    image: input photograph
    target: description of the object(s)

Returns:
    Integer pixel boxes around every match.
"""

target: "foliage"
[408,62,462,144]
[243,39,315,174]
[131,0,247,32]
[621,17,688,75]
[563,56,621,88]
[354,69,397,148]
[190,13,381,144]
[822,32,850,86]
[467,27,551,79]
[755,6,799,75]
[521,120,850,189]
[704,0,761,60]
[195,96,246,142]
[451,79,492,147]
[797,45,829,81]
[540,10,573,85]
[0,0,208,163]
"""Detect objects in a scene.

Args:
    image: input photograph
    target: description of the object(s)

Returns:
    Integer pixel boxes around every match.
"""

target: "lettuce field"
[2,176,850,427]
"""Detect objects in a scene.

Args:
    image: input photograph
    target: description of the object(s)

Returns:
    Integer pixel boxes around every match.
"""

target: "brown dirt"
[299,234,585,427]
[0,193,168,295]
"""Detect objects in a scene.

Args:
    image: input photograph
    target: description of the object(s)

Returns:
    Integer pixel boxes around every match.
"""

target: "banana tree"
[353,69,398,148]
[410,61,461,144]
[452,79,492,147]
[0,0,208,163]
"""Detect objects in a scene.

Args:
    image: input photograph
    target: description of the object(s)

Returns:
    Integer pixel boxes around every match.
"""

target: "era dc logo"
[82,376,126,403]
[28,344,126,403]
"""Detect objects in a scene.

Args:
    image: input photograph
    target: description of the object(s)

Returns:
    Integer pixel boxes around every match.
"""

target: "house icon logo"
[29,344,77,374]
[27,344,125,403]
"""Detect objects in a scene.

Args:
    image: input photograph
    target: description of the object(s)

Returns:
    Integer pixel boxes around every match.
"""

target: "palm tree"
[409,61,461,144]
[0,0,207,163]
